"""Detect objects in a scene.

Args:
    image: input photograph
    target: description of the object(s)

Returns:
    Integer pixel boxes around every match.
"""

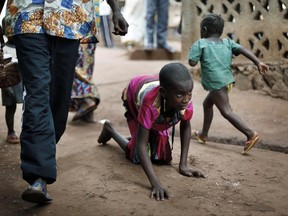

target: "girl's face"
[163,80,193,111]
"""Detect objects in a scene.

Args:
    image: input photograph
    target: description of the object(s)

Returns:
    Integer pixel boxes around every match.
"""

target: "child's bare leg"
[5,104,17,135]
[98,120,129,151]
[201,92,214,138]
[212,88,254,139]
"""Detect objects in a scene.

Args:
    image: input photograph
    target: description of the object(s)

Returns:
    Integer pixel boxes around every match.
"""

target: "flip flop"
[192,130,207,144]
[242,132,259,155]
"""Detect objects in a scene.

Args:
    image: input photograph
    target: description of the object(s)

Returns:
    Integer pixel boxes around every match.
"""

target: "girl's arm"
[237,47,269,75]
[179,121,205,177]
[136,125,170,201]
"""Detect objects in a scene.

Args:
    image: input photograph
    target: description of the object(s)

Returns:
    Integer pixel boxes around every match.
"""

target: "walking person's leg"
[145,0,157,49]
[71,43,99,123]
[156,0,169,47]
[2,81,23,143]
[202,93,214,136]
[192,92,214,143]
[5,104,19,142]
[156,0,174,52]
[212,87,259,153]
[212,87,254,138]
[49,37,80,143]
[5,104,16,134]
[14,34,56,203]
[193,92,214,143]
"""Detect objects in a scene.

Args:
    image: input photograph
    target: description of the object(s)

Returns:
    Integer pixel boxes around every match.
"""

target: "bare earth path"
[0,47,288,216]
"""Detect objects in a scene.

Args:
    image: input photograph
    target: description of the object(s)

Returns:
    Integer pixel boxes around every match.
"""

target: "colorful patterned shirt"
[3,0,100,42]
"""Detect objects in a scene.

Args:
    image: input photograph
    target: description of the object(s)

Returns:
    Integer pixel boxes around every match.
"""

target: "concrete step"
[128,48,181,60]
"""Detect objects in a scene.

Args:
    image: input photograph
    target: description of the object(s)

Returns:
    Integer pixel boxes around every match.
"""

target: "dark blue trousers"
[14,34,79,184]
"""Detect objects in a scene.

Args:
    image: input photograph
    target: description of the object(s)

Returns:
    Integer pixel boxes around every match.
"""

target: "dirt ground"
[0,46,288,216]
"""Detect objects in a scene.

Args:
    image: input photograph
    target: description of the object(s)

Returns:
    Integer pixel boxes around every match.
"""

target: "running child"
[187,13,269,155]
[98,63,205,201]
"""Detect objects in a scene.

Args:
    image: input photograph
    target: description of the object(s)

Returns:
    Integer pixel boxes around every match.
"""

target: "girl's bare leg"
[98,120,129,151]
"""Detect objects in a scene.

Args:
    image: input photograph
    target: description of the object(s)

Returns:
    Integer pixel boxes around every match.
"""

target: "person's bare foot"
[6,132,20,144]
[72,98,98,122]
[98,120,113,144]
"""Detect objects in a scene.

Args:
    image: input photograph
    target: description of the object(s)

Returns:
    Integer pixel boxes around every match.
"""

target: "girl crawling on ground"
[98,62,205,201]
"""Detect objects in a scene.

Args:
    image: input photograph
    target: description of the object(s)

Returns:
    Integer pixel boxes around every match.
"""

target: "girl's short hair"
[159,63,193,89]
[201,13,224,36]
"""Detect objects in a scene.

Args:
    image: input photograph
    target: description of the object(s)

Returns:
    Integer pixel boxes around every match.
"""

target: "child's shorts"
[226,83,234,93]
[1,82,23,106]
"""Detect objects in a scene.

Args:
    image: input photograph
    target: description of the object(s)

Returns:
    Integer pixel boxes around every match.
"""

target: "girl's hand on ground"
[150,185,170,201]
[179,165,206,178]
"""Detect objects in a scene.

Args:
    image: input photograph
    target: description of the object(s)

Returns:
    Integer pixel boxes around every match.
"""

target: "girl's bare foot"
[98,120,113,144]
[6,132,20,144]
